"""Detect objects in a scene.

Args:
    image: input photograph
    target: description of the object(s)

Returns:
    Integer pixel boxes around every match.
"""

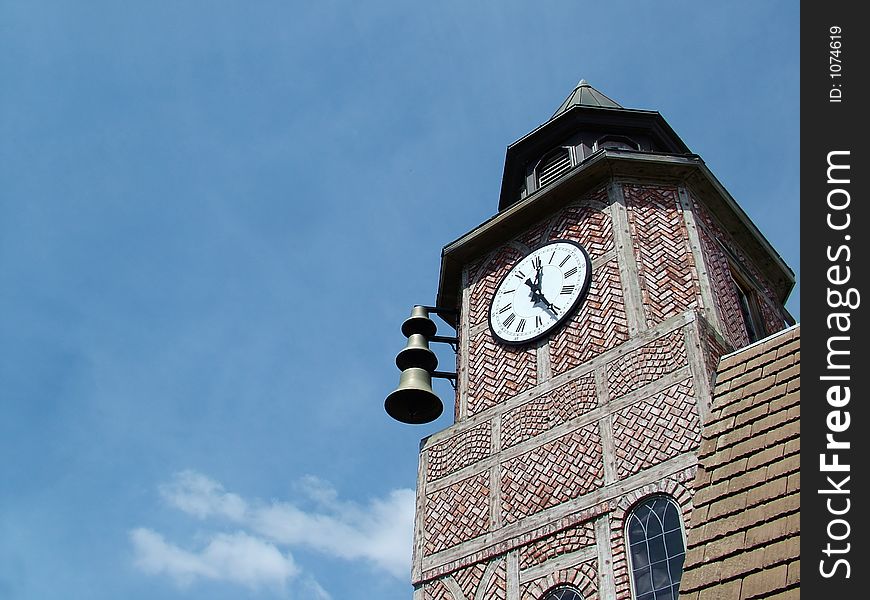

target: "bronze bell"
[395,333,438,372]
[385,305,444,424]
[385,367,443,424]
[401,305,438,338]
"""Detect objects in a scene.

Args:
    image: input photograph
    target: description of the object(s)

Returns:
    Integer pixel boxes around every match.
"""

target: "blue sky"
[0,2,798,599]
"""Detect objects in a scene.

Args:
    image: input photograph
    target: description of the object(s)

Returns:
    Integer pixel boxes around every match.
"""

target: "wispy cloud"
[130,528,298,589]
[131,471,414,593]
[249,480,415,577]
[160,470,249,521]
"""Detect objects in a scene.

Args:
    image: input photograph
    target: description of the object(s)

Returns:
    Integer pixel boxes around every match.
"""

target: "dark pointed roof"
[551,79,622,117]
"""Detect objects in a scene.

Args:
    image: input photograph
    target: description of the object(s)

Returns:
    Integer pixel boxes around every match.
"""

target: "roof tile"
[681,326,801,597]
[740,564,788,599]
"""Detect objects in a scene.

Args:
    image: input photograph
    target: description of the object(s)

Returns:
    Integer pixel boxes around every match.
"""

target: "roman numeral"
[516,318,526,333]
[532,256,542,270]
[503,313,516,328]
[561,285,575,295]
[535,315,542,328]
[559,255,570,267]
[499,304,512,314]
[549,251,556,264]
[514,271,526,280]
[502,288,515,295]
[564,266,577,278]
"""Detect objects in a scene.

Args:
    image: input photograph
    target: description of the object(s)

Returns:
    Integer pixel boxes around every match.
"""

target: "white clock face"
[489,240,592,345]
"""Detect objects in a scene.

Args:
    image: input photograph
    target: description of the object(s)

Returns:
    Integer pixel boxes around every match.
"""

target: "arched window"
[540,585,583,600]
[625,495,686,600]
[594,135,639,152]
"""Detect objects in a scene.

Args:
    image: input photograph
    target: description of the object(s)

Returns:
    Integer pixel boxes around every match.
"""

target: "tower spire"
[551,78,622,118]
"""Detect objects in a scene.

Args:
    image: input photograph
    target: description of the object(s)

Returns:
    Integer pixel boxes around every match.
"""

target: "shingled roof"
[680,325,800,599]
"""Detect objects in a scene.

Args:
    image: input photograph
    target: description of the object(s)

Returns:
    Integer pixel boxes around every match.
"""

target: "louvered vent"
[537,147,573,188]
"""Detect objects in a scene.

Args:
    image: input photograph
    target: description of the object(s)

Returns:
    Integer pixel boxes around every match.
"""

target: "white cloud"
[296,474,340,507]
[130,528,298,589]
[249,484,415,578]
[298,576,333,600]
[131,471,415,593]
[159,470,248,521]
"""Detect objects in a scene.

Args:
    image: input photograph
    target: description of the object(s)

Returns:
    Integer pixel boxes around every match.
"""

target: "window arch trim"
[539,584,584,600]
[593,134,640,152]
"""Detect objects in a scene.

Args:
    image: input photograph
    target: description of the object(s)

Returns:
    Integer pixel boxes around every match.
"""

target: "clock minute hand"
[525,278,559,315]
[538,293,560,315]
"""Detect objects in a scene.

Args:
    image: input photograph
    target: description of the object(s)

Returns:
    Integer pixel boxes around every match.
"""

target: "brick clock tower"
[401,81,795,600]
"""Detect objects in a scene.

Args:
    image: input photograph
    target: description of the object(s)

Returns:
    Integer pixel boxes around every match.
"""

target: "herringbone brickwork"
[424,473,490,554]
[517,220,550,250]
[468,245,527,328]
[423,578,453,600]
[550,258,629,374]
[466,330,537,416]
[482,560,507,600]
[427,421,491,481]
[465,254,490,295]
[501,423,603,524]
[518,521,597,569]
[546,193,613,260]
[453,561,487,599]
[612,378,699,479]
[501,374,597,449]
[697,219,750,348]
[605,329,687,399]
[624,184,700,326]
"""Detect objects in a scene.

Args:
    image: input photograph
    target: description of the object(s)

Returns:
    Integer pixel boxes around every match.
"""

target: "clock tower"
[405,81,794,600]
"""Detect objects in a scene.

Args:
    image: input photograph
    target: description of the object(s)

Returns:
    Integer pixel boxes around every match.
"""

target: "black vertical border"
[801,1,868,595]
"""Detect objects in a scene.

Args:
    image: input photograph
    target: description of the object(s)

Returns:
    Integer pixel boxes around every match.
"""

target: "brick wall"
[623,184,701,327]
[414,311,711,592]
[689,191,790,347]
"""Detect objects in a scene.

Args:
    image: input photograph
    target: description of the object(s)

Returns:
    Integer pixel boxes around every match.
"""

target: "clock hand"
[537,293,560,315]
[525,279,560,315]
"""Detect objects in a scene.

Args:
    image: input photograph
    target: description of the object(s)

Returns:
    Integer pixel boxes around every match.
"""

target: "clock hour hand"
[525,278,559,315]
